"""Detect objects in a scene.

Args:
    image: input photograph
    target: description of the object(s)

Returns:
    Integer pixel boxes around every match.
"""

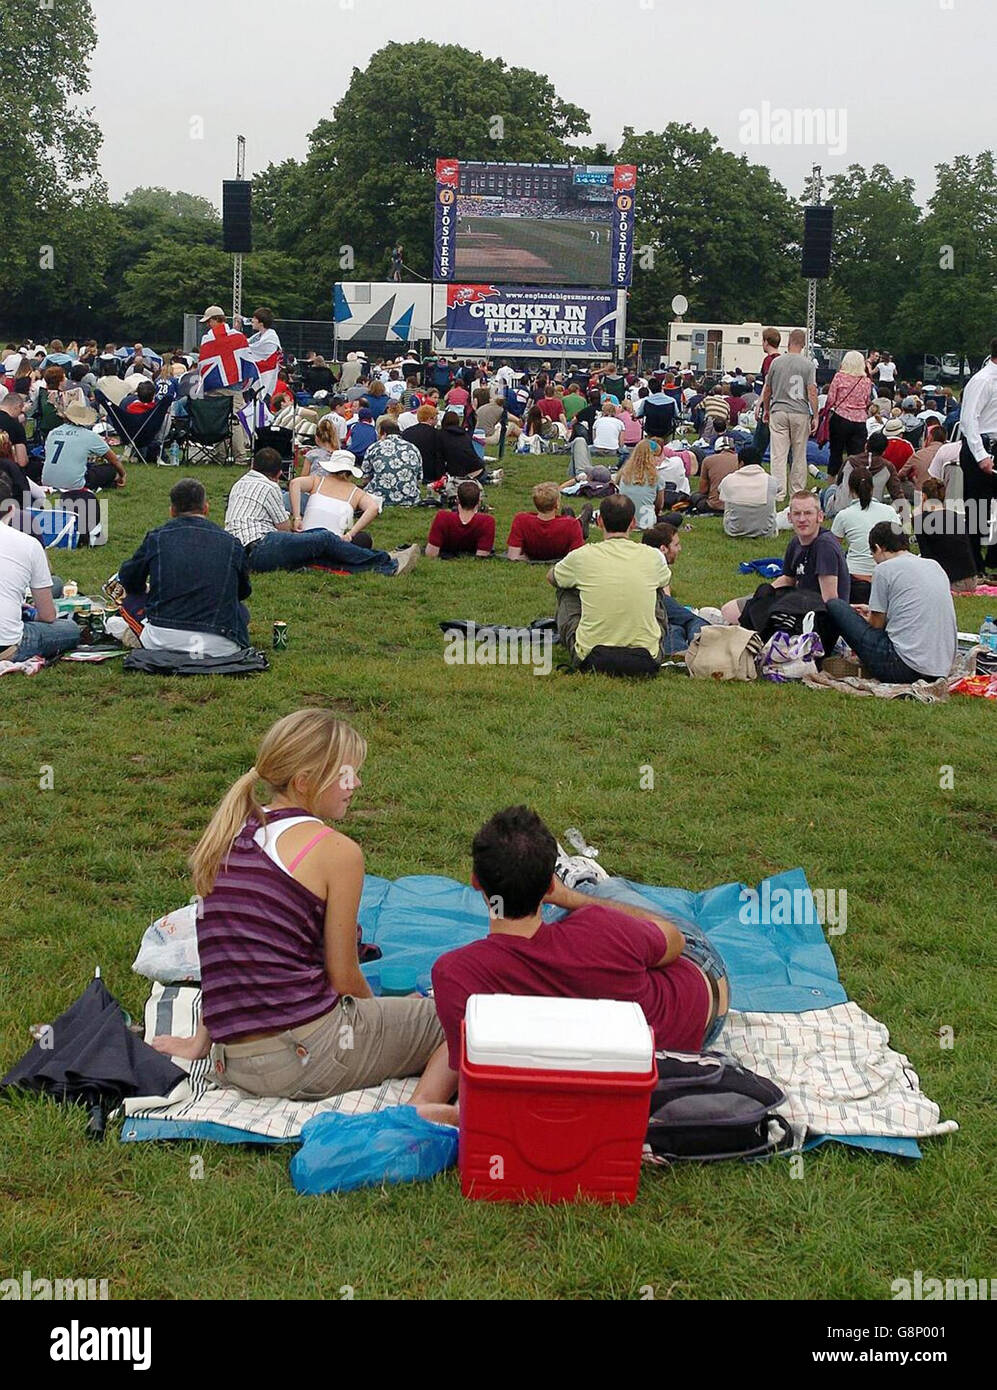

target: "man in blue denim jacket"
[118,477,251,657]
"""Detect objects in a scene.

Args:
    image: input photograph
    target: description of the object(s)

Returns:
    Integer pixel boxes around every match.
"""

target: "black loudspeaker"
[222,180,252,253]
[801,205,834,279]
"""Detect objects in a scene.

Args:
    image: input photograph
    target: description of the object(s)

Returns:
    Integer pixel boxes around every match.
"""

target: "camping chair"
[98,394,171,464]
[181,395,235,466]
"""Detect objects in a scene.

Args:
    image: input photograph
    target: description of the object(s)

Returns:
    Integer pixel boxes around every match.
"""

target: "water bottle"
[980,616,997,653]
[168,440,180,467]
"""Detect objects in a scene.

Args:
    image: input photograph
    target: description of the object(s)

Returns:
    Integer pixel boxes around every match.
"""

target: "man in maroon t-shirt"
[425,480,495,558]
[536,387,566,425]
[506,482,584,562]
[422,806,730,1123]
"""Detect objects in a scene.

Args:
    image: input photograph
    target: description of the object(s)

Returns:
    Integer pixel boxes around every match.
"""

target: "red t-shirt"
[883,438,914,467]
[431,903,711,1069]
[427,509,496,554]
[506,511,584,561]
[537,397,565,423]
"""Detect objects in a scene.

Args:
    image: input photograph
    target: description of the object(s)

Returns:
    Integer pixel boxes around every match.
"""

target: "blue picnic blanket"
[357,867,845,1015]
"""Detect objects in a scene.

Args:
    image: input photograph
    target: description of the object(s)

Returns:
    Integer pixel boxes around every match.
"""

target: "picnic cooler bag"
[29,505,78,550]
[684,625,762,680]
[644,1052,794,1163]
[459,994,657,1205]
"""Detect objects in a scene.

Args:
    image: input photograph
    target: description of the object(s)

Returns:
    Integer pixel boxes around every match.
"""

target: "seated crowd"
[1,330,985,681]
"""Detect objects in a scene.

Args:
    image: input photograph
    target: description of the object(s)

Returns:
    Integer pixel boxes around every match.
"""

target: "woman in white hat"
[287,450,381,548]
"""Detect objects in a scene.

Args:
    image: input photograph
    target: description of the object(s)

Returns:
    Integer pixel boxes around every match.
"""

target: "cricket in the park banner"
[441,285,619,354]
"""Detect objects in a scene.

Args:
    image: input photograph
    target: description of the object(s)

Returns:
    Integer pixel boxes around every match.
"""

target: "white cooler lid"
[464,995,653,1073]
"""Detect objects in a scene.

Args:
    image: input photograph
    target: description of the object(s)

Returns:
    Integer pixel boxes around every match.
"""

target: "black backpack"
[740,583,834,654]
[645,1052,794,1162]
[579,644,660,677]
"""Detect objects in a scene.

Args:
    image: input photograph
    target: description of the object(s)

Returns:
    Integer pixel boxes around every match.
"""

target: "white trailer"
[666,321,806,375]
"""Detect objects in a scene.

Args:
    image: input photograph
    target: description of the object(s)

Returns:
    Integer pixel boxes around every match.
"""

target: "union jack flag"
[197,322,260,392]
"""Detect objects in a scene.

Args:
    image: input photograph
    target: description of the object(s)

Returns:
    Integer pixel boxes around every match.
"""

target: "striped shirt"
[702,393,731,424]
[197,809,338,1042]
[224,471,287,548]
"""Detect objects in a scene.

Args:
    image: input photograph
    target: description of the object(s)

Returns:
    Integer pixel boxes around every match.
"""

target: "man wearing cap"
[197,306,250,464]
[42,402,126,491]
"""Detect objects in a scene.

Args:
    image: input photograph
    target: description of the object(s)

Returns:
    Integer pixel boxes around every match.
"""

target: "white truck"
[666,321,806,375]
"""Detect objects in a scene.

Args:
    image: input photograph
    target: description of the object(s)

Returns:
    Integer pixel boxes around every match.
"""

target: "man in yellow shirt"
[547,494,670,668]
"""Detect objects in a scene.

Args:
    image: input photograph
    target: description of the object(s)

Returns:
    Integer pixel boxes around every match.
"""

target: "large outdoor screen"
[433,161,636,288]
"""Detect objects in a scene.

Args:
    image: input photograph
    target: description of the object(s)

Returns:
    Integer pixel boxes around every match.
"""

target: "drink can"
[89,610,105,642]
[273,621,288,650]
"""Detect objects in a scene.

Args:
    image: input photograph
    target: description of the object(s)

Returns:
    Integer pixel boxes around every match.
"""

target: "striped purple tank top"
[198,808,338,1043]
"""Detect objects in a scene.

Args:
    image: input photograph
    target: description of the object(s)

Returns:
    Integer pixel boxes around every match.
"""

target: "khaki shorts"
[211,995,444,1101]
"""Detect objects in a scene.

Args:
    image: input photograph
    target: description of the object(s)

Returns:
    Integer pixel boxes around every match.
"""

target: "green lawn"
[1,452,994,1301]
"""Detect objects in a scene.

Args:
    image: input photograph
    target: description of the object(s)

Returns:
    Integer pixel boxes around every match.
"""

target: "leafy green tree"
[817,165,921,350]
[888,152,997,366]
[122,187,219,221]
[0,0,108,331]
[263,41,590,306]
[618,125,800,338]
[116,243,308,342]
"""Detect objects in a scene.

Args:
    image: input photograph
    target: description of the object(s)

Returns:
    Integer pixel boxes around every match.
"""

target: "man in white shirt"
[875,353,898,400]
[718,445,780,537]
[0,521,81,661]
[957,339,997,574]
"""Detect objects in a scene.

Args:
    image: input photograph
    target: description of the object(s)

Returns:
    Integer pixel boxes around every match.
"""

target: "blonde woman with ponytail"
[153,710,455,1106]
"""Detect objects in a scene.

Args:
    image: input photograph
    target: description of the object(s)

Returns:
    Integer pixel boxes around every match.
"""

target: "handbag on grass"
[644,1052,795,1163]
[684,625,762,681]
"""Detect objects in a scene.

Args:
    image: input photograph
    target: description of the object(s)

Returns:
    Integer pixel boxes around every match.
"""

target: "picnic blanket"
[121,869,954,1157]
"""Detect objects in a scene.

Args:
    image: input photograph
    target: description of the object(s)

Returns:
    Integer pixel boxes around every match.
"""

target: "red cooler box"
[458,994,657,1205]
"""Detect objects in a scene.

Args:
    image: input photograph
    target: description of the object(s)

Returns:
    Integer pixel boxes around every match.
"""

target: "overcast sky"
[89,0,994,209]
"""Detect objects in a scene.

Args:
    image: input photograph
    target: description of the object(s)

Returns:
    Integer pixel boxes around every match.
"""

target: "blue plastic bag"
[738,557,783,578]
[290,1106,458,1195]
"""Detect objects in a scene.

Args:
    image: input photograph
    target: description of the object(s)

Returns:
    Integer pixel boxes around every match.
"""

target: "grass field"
[1,450,994,1301]
[455,214,610,284]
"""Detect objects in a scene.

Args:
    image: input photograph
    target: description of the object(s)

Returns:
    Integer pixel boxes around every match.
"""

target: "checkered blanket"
[121,983,417,1143]
[121,984,955,1149]
[718,1003,957,1147]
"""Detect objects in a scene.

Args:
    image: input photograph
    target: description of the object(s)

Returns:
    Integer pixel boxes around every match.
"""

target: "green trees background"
[2,1,994,362]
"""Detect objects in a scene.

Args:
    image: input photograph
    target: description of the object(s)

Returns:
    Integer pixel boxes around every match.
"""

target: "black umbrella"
[1,976,186,1140]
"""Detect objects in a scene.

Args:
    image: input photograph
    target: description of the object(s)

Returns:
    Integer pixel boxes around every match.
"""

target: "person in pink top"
[149,711,454,1104]
[825,350,874,477]
[618,403,643,447]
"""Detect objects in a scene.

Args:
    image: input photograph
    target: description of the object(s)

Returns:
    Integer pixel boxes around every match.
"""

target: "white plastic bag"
[132,902,201,983]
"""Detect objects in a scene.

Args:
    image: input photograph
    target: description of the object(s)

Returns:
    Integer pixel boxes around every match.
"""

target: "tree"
[261,41,590,306]
[0,0,108,330]
[122,187,219,221]
[116,243,309,342]
[618,126,800,338]
[817,165,921,350]
[888,152,997,366]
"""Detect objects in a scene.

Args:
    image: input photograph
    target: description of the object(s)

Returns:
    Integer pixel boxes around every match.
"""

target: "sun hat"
[315,450,364,477]
[883,418,905,437]
[65,402,98,427]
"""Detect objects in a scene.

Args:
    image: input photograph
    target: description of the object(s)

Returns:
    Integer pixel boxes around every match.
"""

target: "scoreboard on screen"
[433,160,637,288]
